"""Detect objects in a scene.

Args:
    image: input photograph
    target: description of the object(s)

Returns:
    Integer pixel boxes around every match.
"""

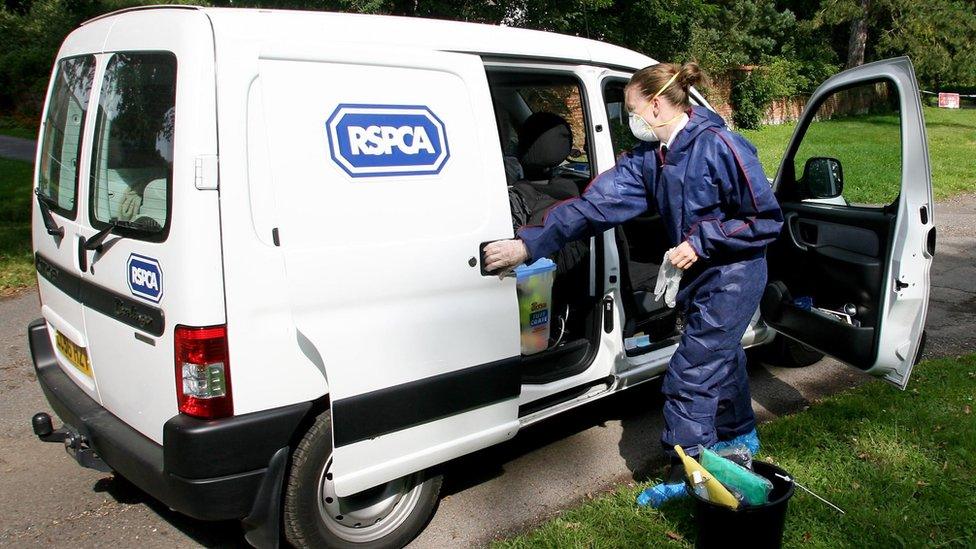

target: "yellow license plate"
[55,331,92,377]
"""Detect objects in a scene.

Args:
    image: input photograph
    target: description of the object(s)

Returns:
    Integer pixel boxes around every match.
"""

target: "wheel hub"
[316,459,423,543]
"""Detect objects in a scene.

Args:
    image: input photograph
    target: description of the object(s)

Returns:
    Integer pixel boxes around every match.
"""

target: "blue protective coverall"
[517,105,784,456]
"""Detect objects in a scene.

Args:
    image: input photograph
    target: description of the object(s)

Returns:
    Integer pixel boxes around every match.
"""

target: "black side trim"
[332,356,520,448]
[28,319,309,521]
[164,402,310,478]
[35,252,165,336]
[518,376,612,418]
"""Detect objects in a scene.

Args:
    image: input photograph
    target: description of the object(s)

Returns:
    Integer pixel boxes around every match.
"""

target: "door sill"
[625,335,680,357]
[517,376,613,418]
[520,338,591,384]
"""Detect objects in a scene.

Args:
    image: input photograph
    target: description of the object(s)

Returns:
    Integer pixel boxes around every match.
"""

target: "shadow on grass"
[920,119,976,131]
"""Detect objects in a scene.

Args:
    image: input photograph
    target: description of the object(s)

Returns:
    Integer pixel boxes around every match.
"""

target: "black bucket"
[686,460,795,549]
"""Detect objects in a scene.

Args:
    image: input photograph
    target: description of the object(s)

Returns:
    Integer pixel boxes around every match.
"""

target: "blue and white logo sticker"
[529,309,549,328]
[127,254,163,303]
[326,104,450,178]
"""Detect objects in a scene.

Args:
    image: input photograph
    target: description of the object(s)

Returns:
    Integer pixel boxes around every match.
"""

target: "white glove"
[119,188,142,221]
[654,248,683,308]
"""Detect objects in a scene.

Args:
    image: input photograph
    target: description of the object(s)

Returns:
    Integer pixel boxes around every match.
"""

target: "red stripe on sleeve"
[707,128,759,212]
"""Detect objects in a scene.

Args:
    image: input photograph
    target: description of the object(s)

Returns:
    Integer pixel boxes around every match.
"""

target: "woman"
[483,62,784,508]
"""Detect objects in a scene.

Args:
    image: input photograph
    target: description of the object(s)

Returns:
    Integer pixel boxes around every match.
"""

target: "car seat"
[514,112,579,200]
[508,112,587,276]
[505,112,592,342]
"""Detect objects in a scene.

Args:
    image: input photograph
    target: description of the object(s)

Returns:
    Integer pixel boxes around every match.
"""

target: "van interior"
[486,71,683,389]
[487,70,600,386]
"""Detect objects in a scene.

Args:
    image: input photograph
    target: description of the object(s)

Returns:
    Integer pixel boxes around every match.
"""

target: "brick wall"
[563,90,587,152]
[706,66,809,128]
[764,97,808,125]
[523,85,587,152]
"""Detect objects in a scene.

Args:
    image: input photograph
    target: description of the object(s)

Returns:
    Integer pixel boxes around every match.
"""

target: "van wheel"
[283,411,442,549]
[762,334,824,368]
[913,329,927,365]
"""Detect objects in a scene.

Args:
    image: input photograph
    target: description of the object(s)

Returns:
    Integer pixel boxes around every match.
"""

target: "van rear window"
[37,55,96,218]
[89,52,177,239]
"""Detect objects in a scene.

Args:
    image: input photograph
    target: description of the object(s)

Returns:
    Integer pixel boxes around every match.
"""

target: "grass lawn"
[741,106,976,204]
[494,354,976,548]
[0,116,38,140]
[0,158,34,294]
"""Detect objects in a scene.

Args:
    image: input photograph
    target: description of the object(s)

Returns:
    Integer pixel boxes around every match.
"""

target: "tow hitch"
[31,412,112,473]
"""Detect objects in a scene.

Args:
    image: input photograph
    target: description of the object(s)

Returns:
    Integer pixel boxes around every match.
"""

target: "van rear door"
[34,54,99,401]
[255,44,522,496]
[71,9,223,443]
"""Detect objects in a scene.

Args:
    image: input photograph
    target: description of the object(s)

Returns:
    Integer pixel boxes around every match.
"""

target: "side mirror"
[801,157,843,199]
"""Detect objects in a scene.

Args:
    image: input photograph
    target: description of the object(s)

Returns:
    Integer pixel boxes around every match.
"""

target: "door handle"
[77,235,88,273]
[478,241,494,276]
[784,212,814,251]
[478,240,515,277]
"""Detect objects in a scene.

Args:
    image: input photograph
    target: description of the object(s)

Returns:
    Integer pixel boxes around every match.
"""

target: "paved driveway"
[0,135,36,163]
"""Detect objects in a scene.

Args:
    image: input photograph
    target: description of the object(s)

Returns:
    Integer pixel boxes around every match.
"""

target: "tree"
[818,0,976,89]
[877,0,976,89]
[0,0,205,118]
[845,0,870,68]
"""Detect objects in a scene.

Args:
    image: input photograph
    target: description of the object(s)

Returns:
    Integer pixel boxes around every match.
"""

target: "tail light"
[175,325,232,419]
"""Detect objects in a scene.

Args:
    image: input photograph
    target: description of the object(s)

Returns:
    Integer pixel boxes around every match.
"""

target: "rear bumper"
[27,318,311,521]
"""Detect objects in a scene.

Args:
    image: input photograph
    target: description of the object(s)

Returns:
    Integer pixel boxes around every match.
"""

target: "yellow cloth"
[675,445,740,510]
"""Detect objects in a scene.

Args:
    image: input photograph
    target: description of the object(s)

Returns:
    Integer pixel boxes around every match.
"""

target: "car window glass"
[487,72,592,183]
[89,52,177,236]
[517,84,588,164]
[602,78,642,156]
[793,80,901,207]
[37,55,96,217]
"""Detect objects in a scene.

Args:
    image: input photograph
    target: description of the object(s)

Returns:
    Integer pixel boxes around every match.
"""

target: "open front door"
[762,57,934,389]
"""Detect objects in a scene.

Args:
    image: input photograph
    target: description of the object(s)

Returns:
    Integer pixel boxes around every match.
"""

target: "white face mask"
[627,70,684,143]
[629,112,659,142]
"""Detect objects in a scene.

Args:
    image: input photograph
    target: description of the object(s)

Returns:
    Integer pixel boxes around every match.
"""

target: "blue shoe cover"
[711,428,760,455]
[636,482,687,508]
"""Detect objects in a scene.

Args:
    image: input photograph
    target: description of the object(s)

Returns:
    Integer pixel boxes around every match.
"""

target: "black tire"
[283,411,443,549]
[761,333,825,368]
[913,329,927,365]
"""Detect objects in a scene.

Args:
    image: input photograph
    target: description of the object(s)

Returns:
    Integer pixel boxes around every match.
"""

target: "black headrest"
[517,112,572,179]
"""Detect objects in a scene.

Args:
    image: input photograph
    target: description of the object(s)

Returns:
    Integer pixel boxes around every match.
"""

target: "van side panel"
[229,40,523,495]
[211,30,329,416]
[255,49,519,397]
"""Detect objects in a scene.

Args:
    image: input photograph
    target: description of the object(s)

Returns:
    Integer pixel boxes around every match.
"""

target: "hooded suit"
[517,105,784,455]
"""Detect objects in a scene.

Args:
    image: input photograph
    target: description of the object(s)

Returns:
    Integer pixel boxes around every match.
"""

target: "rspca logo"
[326,104,450,178]
[127,254,162,303]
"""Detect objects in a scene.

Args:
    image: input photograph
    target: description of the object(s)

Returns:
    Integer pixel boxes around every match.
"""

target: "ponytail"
[627,61,708,108]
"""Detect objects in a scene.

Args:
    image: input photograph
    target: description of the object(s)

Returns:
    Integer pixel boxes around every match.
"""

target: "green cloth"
[700,446,773,506]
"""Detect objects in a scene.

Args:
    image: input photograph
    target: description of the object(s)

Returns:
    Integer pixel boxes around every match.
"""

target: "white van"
[28,6,933,548]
